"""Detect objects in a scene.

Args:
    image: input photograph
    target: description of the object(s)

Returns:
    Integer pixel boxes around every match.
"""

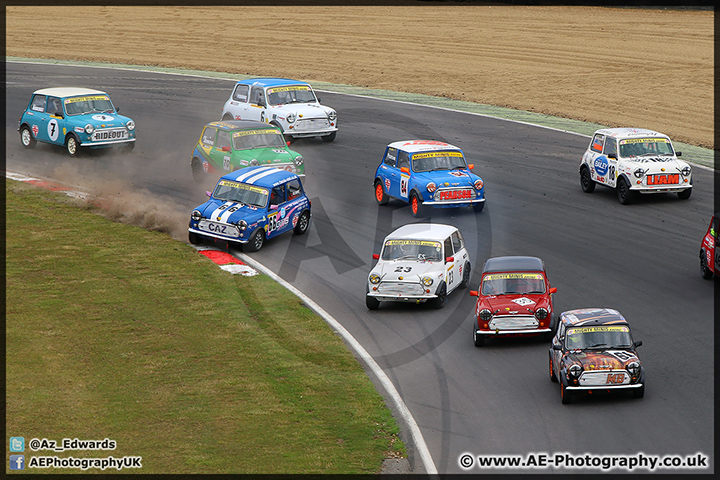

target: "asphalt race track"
[5,62,714,474]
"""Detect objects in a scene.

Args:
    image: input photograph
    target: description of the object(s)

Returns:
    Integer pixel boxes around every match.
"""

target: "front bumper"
[476,327,552,336]
[632,184,691,194]
[188,225,248,244]
[422,197,485,207]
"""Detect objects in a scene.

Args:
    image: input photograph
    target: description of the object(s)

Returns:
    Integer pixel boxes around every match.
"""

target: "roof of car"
[33,87,107,97]
[221,165,299,187]
[482,256,545,273]
[594,127,670,140]
[207,120,280,131]
[384,223,458,242]
[559,308,629,327]
[387,140,462,154]
[236,78,311,88]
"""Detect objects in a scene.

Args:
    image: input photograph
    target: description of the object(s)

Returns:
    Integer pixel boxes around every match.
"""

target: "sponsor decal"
[47,119,59,141]
[92,129,128,141]
[593,156,609,176]
[31,105,44,112]
[384,178,391,190]
[32,125,39,136]
[620,137,670,145]
[403,140,450,147]
[511,297,536,306]
[412,151,464,159]
[483,273,544,280]
[64,95,110,104]
[449,171,468,177]
[74,126,85,133]
[267,85,311,93]
[400,174,409,197]
[647,174,680,185]
[606,373,626,384]
[385,239,441,249]
[92,114,114,121]
[233,129,279,137]
[292,213,299,227]
[437,189,473,200]
[567,326,630,335]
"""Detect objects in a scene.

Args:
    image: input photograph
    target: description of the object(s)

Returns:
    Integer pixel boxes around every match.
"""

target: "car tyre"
[374,180,389,205]
[549,353,558,382]
[20,125,37,149]
[473,201,485,213]
[410,192,424,218]
[459,263,471,289]
[66,134,80,157]
[617,177,635,205]
[293,210,310,235]
[366,295,380,310]
[245,228,265,252]
[580,165,595,193]
[632,383,645,399]
[700,251,713,279]
[677,188,692,200]
[191,158,205,183]
[430,281,447,309]
[473,323,485,347]
[222,113,234,121]
[560,379,573,404]
[188,231,203,245]
[321,131,337,143]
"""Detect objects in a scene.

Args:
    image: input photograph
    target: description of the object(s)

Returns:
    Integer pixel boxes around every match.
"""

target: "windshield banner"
[412,151,464,159]
[64,95,110,104]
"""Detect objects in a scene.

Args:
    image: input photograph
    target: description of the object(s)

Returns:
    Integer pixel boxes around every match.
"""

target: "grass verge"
[5,179,405,474]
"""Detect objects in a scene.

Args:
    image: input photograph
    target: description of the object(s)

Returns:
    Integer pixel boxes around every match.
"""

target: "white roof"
[388,140,462,154]
[33,87,107,97]
[384,223,457,242]
[595,127,670,140]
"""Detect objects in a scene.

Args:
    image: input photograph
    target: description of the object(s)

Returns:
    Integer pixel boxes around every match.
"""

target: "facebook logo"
[9,455,25,470]
[10,436,25,452]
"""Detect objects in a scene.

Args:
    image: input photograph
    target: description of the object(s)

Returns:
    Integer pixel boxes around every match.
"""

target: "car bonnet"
[412,169,480,187]
[373,260,442,281]
[565,350,638,370]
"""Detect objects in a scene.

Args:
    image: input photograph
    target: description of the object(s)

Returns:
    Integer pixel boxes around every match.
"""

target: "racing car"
[700,213,719,279]
[373,140,485,217]
[188,166,311,252]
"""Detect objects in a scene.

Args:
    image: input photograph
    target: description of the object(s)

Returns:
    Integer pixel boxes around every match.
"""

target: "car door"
[246,86,266,123]
[266,182,289,239]
[586,133,610,185]
[26,94,49,142]
[228,83,249,119]
[443,235,461,292]
[209,129,233,172]
[44,96,65,145]
[451,230,469,287]
[602,135,619,187]
[396,150,411,200]
[377,147,401,198]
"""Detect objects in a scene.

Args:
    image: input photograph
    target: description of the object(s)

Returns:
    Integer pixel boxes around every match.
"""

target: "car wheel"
[677,187,692,200]
[700,251,713,279]
[473,323,485,347]
[549,353,558,382]
[122,142,135,154]
[366,295,380,310]
[617,177,635,205]
[66,134,80,156]
[222,113,234,121]
[293,210,310,235]
[409,192,424,217]
[188,231,203,245]
[560,379,573,404]
[580,166,595,193]
[430,282,447,309]
[472,201,485,213]
[374,180,389,205]
[321,131,337,143]
[459,263,471,288]
[632,383,645,399]
[245,228,265,252]
[20,125,37,149]
[191,158,205,183]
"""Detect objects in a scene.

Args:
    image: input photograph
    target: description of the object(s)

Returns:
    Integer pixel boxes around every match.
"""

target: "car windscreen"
[212,179,268,208]
[480,273,546,295]
[564,326,634,350]
[381,239,442,261]
[233,129,287,150]
[411,151,467,172]
[64,95,115,116]
[618,138,674,158]
[266,85,317,105]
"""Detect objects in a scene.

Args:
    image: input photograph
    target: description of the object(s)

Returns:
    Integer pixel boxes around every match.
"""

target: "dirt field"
[5,4,714,149]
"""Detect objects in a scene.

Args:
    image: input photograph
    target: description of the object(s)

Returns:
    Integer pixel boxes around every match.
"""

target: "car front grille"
[579,370,630,386]
[377,282,425,296]
[293,118,330,131]
[488,315,538,330]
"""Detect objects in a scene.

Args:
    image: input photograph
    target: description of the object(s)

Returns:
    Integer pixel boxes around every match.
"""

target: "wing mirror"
[205,191,212,198]
[634,340,643,348]
[445,256,454,263]
[469,290,479,297]
[676,151,682,157]
[549,287,557,294]
[400,167,410,174]
[222,146,231,152]
[552,343,562,350]
[372,254,380,260]
[468,163,474,170]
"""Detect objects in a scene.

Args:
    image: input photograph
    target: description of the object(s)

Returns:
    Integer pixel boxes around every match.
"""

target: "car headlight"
[236,220,248,231]
[191,210,203,221]
[250,159,259,166]
[421,275,433,286]
[426,182,436,193]
[479,309,493,322]
[294,155,304,166]
[126,120,135,131]
[474,179,484,190]
[286,113,296,123]
[626,361,640,376]
[84,124,94,134]
[369,273,381,284]
[568,364,582,378]
[328,111,337,122]
[534,307,548,320]
[633,167,645,178]
[681,166,691,176]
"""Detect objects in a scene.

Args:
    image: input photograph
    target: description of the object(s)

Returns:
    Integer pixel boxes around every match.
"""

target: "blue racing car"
[188,166,311,251]
[373,140,485,216]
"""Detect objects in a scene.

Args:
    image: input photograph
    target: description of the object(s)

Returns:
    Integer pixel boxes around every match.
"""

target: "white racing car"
[366,223,471,310]
[579,128,692,204]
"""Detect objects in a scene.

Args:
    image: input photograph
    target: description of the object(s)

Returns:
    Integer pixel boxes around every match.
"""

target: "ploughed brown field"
[5,4,713,149]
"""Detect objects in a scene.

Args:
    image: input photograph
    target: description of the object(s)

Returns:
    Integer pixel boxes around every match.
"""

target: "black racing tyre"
[677,188,692,200]
[473,323,485,347]
[321,131,337,143]
[191,157,204,183]
[222,113,234,121]
[294,210,310,235]
[20,125,37,149]
[549,353,558,382]
[188,231,202,245]
[617,177,635,205]
[561,378,573,404]
[430,281,447,309]
[245,228,265,252]
[473,201,485,213]
[700,251,713,279]
[632,383,645,399]
[459,263,471,289]
[366,295,380,310]
[580,165,595,193]
[66,134,80,156]
[410,192,424,218]
[374,180,389,205]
